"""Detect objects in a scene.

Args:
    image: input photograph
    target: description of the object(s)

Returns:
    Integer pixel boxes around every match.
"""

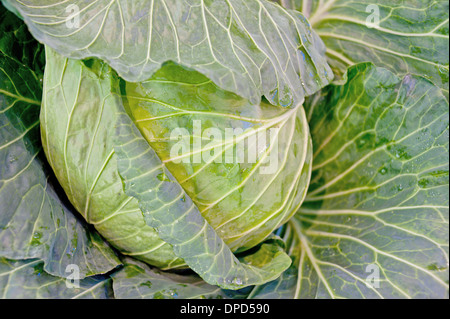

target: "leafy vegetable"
[112,258,232,299]
[0,258,113,299]
[0,7,120,281]
[250,63,449,298]
[0,0,448,299]
[42,46,313,289]
[40,47,182,270]
[6,0,333,106]
[119,62,313,253]
[272,0,449,96]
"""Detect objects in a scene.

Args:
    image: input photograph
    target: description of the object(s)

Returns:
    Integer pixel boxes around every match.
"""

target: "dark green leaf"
[250,63,449,299]
[41,48,182,269]
[112,258,229,299]
[0,257,113,299]
[0,10,121,278]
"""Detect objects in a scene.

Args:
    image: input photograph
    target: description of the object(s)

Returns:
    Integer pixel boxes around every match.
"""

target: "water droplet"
[168,289,178,298]
[30,231,42,246]
[427,263,448,271]
[157,173,171,182]
[438,64,448,75]
[232,277,243,285]
[380,168,387,175]
[300,51,306,61]
[418,178,429,188]
[140,281,153,289]
[279,90,293,107]
[270,88,278,103]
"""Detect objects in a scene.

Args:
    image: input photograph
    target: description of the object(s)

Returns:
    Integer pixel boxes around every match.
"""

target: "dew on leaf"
[139,281,153,289]
[9,154,17,163]
[157,173,171,182]
[30,231,42,246]
[427,263,448,271]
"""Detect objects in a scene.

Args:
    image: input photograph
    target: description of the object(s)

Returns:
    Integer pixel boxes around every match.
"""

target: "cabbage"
[0,0,448,299]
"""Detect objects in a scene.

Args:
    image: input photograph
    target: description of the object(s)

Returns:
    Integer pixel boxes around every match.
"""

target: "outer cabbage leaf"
[41,48,183,269]
[249,63,449,299]
[0,8,120,279]
[0,0,23,20]
[6,0,333,106]
[0,257,113,299]
[114,62,313,289]
[274,0,449,96]
[112,258,233,299]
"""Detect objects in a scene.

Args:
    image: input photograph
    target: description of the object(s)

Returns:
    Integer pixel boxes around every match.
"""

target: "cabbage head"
[1,0,448,298]
[40,48,312,287]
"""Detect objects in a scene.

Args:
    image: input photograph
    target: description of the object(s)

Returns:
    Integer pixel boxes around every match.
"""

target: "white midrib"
[306,229,449,288]
[289,219,336,298]
[163,104,299,164]
[307,110,448,198]
[71,280,107,299]
[317,32,447,68]
[224,106,310,241]
[308,0,338,26]
[319,15,449,38]
[0,89,40,106]
[298,214,449,264]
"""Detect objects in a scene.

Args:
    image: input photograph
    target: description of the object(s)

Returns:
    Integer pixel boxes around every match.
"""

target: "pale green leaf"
[0,257,113,299]
[112,258,231,299]
[7,0,333,106]
[0,12,121,278]
[275,0,449,96]
[250,63,449,299]
[121,62,313,253]
[41,47,182,269]
[113,61,315,289]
